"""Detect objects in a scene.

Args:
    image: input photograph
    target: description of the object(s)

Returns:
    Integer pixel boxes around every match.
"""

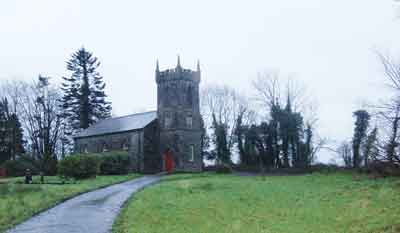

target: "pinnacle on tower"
[196,59,201,72]
[156,59,160,72]
[176,55,181,68]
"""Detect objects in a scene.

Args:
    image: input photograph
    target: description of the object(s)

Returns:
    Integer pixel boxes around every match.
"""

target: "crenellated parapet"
[155,56,201,83]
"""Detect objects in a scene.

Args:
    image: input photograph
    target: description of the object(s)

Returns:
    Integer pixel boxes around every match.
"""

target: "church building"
[73,57,203,173]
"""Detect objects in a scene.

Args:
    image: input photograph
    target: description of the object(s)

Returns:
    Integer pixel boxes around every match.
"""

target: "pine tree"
[61,47,111,132]
[0,99,8,163]
[7,113,25,160]
[0,98,25,164]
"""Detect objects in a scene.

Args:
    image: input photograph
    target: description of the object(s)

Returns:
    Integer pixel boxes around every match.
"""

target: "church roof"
[73,111,157,139]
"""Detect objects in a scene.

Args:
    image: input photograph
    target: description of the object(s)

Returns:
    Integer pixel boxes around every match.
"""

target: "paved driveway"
[7,175,161,233]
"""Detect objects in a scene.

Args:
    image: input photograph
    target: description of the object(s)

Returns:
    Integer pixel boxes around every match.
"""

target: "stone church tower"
[155,57,203,172]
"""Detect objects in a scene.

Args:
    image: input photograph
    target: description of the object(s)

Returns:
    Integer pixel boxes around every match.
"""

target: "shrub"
[310,163,341,174]
[99,151,131,175]
[216,163,233,174]
[58,154,100,180]
[1,157,40,177]
[368,161,400,177]
[42,154,58,176]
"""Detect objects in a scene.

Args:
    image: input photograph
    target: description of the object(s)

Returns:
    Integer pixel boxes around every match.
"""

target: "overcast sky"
[1,0,399,162]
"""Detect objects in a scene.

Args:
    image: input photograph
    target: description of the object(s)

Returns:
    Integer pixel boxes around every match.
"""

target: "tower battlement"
[155,56,201,83]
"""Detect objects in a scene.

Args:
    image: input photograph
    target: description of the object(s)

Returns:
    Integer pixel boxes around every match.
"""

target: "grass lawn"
[0,174,140,233]
[113,173,400,233]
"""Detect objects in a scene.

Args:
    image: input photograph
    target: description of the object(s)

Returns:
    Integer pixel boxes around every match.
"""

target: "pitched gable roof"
[73,111,157,139]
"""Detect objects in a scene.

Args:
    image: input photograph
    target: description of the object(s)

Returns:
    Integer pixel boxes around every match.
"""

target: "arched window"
[102,143,109,152]
[189,145,195,162]
[186,112,193,129]
[186,86,193,105]
[122,141,129,151]
[164,111,172,128]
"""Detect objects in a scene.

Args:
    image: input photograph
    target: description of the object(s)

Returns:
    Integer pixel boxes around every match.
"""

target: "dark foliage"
[99,151,131,175]
[57,154,100,179]
[309,163,342,174]
[1,156,40,177]
[215,163,233,174]
[235,97,314,170]
[61,47,111,133]
[42,153,58,176]
[352,110,370,168]
[0,98,25,164]
[211,114,231,164]
[368,161,400,177]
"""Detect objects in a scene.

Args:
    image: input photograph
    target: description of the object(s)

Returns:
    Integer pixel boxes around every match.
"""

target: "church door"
[164,149,174,173]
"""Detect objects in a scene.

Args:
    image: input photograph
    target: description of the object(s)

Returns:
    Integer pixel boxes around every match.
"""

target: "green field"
[113,173,400,233]
[0,174,140,232]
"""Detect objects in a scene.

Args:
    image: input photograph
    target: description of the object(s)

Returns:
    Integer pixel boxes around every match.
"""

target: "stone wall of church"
[159,130,202,172]
[142,120,161,173]
[74,120,162,174]
[74,130,144,172]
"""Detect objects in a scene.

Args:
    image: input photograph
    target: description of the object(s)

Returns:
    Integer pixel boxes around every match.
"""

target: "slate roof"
[73,111,157,138]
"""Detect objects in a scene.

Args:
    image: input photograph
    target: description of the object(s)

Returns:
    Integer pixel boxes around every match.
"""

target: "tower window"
[102,143,109,152]
[164,111,172,128]
[189,145,195,162]
[186,113,193,128]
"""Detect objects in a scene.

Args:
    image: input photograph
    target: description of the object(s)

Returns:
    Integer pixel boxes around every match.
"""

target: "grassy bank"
[113,173,400,233]
[0,174,140,232]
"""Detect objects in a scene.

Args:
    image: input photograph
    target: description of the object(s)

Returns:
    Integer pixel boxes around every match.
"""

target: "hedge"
[57,151,132,179]
[99,151,131,175]
[58,154,101,180]
[1,157,41,177]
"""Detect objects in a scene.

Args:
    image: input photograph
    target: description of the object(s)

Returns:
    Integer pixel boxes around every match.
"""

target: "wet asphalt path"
[7,175,161,233]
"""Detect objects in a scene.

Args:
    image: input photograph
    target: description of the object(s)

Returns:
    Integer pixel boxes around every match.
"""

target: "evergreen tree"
[352,110,370,168]
[0,98,25,164]
[61,47,111,132]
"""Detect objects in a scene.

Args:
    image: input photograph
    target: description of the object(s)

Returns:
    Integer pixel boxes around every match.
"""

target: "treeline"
[201,72,323,170]
[337,52,400,175]
[0,48,111,175]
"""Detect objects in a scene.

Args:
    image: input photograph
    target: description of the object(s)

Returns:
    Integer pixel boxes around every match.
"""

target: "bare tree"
[374,52,400,165]
[377,52,400,91]
[252,71,316,119]
[201,84,254,163]
[337,141,353,168]
[252,71,282,110]
[0,77,67,160]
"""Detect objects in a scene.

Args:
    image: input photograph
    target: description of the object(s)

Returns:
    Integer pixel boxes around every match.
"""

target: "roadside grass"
[0,174,140,233]
[113,172,400,233]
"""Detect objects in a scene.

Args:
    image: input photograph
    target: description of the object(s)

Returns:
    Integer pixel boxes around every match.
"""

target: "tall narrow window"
[122,141,129,151]
[186,113,193,129]
[165,111,172,128]
[102,143,108,152]
[189,145,195,162]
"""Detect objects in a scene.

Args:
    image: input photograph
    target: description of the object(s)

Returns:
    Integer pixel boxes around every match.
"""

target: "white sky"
[1,0,399,162]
